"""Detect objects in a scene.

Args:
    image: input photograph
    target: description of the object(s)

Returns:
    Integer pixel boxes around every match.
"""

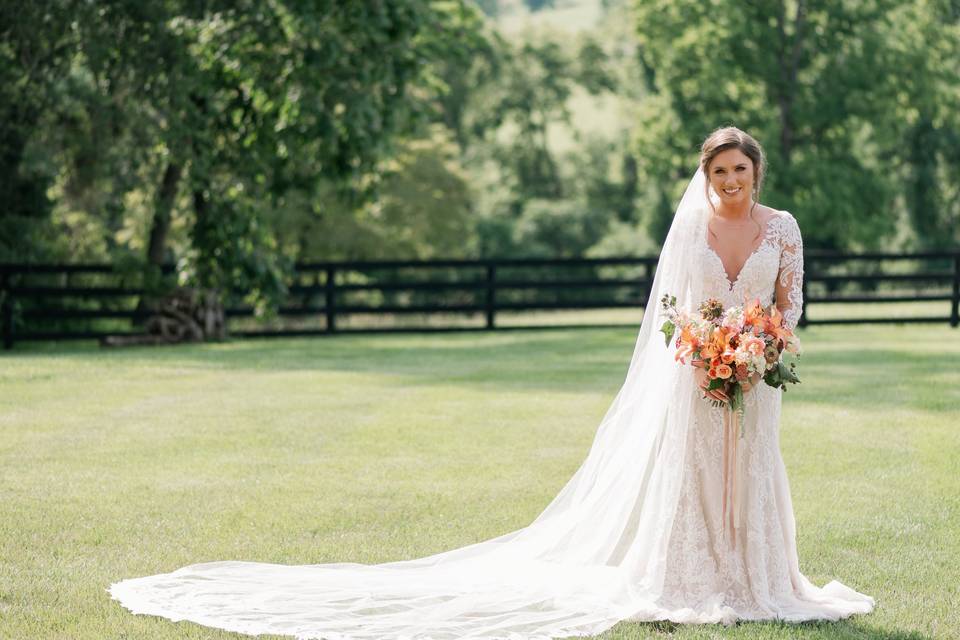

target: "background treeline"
[2,0,958,310]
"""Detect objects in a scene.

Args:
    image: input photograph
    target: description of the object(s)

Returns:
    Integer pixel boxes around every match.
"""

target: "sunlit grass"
[1,324,957,639]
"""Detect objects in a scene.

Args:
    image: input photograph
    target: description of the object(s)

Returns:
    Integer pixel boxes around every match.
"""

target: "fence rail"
[1,250,958,349]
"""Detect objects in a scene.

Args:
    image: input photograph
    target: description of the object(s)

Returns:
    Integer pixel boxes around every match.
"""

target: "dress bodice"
[698,211,805,330]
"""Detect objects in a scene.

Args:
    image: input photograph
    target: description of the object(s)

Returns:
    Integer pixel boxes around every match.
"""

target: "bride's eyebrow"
[713,164,746,172]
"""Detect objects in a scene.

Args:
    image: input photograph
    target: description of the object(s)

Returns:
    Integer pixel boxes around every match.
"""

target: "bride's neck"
[715,199,755,221]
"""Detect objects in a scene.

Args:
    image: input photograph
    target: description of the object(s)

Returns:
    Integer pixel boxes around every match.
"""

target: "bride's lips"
[722,187,742,196]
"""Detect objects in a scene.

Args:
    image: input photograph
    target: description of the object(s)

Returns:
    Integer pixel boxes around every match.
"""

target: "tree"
[0,1,488,308]
[884,0,960,248]
[632,0,917,250]
[0,2,79,260]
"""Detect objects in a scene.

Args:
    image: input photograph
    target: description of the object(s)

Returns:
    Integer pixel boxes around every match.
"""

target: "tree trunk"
[136,161,183,321]
[775,0,806,168]
[906,118,942,247]
[146,161,183,266]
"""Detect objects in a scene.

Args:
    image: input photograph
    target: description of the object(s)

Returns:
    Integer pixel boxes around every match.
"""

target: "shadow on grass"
[5,328,958,410]
[1,329,638,393]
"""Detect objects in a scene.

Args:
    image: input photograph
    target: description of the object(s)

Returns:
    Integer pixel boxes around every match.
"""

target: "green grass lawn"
[2,324,958,639]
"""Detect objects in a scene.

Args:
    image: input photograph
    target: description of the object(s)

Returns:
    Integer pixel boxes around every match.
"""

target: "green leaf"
[659,319,675,347]
[729,383,743,414]
[763,370,781,389]
[777,360,801,384]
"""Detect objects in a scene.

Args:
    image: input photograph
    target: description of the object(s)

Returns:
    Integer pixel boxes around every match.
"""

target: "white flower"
[785,334,802,355]
[721,307,744,332]
[733,347,750,365]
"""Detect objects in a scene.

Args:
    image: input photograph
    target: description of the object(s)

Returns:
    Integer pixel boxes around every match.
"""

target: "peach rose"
[715,364,733,379]
[720,349,736,365]
[744,336,764,356]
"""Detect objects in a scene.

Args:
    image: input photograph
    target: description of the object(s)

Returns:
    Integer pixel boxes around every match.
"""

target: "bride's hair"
[699,126,766,212]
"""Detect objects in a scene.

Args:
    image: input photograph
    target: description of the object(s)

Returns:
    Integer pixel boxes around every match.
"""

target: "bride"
[110,127,876,638]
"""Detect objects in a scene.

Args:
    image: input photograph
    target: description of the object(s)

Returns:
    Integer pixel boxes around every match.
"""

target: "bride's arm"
[775,213,804,331]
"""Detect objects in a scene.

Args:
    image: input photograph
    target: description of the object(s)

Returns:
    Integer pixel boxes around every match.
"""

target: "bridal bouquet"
[657,294,801,417]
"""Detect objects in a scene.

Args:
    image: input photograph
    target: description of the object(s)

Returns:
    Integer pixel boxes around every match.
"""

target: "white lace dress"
[109,209,875,638]
[649,210,875,624]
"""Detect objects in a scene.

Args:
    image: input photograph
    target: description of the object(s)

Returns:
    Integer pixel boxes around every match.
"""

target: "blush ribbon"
[721,407,745,548]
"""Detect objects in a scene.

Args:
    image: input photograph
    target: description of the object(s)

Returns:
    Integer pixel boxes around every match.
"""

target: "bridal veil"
[109,170,724,639]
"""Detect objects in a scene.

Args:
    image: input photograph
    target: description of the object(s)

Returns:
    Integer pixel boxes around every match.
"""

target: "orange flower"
[674,347,693,364]
[744,298,765,327]
[763,305,789,340]
[715,363,733,379]
[674,323,700,363]
[708,366,718,378]
[769,304,783,327]
[680,323,699,347]
[720,349,736,365]
[701,326,730,360]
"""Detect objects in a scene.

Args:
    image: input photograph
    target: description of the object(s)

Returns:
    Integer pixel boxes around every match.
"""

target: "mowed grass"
[1,324,957,640]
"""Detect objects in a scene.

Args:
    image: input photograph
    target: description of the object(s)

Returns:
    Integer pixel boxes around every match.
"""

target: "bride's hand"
[691,359,728,403]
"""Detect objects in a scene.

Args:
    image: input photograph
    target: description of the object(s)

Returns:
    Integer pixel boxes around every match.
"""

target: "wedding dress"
[110,168,875,639]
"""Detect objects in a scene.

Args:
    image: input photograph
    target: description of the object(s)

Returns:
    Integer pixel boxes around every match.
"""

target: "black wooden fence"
[1,250,958,349]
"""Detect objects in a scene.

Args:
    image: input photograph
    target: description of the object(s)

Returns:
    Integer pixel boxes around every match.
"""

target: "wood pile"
[101,287,225,347]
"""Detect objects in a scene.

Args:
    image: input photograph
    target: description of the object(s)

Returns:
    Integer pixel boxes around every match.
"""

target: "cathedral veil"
[109,169,716,639]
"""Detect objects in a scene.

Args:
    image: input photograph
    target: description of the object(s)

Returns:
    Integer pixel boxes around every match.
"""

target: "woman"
[110,127,875,638]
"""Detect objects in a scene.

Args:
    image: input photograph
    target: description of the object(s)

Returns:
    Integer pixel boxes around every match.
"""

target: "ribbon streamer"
[721,407,745,548]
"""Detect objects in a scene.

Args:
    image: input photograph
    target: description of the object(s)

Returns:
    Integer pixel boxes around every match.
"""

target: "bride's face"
[707,148,754,206]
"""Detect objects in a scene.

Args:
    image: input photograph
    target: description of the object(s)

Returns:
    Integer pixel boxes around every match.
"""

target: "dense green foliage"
[632,0,960,249]
[1,0,957,310]
[1,0,488,304]
[2,324,959,637]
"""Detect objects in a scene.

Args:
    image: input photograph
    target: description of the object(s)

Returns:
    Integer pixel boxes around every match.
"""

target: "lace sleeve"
[775,212,804,330]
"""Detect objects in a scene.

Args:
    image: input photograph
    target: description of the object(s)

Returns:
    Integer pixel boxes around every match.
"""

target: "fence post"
[325,266,337,333]
[951,254,959,328]
[1,271,12,350]
[485,264,496,329]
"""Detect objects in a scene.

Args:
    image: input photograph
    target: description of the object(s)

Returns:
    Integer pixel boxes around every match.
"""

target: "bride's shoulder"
[757,205,797,225]
[760,206,802,243]
[756,204,793,221]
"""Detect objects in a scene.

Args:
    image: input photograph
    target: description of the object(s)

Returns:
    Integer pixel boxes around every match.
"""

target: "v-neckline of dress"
[705,216,773,290]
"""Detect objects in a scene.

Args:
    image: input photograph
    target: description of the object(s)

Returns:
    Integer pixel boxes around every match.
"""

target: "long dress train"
[110,183,875,638]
